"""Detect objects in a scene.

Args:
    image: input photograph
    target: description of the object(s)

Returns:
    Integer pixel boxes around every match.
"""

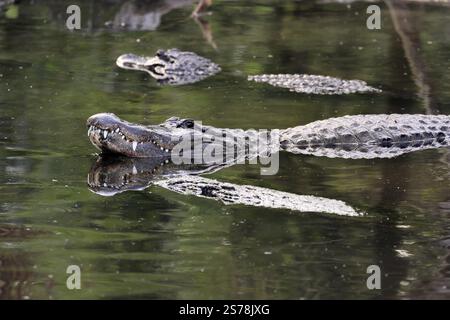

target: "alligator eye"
[155,50,171,62]
[177,119,194,129]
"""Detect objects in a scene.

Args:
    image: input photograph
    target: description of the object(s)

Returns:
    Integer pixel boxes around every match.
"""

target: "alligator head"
[116,48,221,85]
[87,113,180,157]
[87,112,262,162]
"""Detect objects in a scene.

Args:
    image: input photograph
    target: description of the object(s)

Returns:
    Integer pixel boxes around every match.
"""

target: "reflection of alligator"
[109,0,212,30]
[88,155,362,216]
[116,48,220,85]
[87,154,220,196]
[110,0,194,31]
[109,0,217,48]
[248,74,381,95]
[87,113,450,160]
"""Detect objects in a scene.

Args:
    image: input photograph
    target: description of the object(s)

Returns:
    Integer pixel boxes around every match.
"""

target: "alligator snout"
[87,113,174,158]
[116,53,149,70]
[87,113,121,129]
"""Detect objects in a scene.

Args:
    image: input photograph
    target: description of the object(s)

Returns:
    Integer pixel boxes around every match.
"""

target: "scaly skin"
[281,114,450,159]
[116,48,221,85]
[248,74,381,95]
[87,113,450,160]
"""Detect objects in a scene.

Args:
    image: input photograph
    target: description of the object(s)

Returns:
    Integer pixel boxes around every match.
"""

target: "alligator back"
[163,49,221,85]
[280,114,450,159]
[248,74,381,95]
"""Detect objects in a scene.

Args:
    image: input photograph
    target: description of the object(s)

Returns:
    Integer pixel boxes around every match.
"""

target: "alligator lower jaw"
[87,124,172,158]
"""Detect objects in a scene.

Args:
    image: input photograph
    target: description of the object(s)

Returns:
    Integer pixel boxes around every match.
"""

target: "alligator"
[116,49,379,92]
[248,74,381,95]
[87,113,450,160]
[116,48,221,85]
[87,155,362,216]
[86,112,450,214]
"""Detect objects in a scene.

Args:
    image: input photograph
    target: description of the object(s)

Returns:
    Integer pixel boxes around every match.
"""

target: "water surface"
[0,0,450,299]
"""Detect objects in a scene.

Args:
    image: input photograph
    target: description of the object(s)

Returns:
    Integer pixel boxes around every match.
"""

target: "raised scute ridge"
[248,74,381,95]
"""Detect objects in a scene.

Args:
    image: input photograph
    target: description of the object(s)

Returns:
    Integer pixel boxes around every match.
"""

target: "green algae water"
[0,0,450,299]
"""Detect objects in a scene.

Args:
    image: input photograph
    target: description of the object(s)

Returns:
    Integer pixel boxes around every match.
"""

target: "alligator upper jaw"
[116,53,168,79]
[87,113,175,157]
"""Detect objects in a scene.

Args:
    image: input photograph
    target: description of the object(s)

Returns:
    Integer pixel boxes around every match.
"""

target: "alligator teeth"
[165,149,169,152]
[115,128,120,133]
[122,135,126,140]
[132,141,137,151]
[132,165,137,175]
[160,147,164,151]
[103,131,108,139]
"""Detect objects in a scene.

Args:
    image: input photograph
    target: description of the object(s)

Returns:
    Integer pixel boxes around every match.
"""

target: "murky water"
[1,0,450,299]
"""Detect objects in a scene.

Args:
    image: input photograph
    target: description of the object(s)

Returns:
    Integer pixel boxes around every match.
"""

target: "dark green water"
[1,0,450,299]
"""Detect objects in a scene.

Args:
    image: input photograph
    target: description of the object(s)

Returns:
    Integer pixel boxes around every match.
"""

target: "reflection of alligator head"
[87,155,220,196]
[111,0,194,31]
[88,113,450,160]
[116,49,220,85]
[88,155,168,196]
[87,156,363,217]
[110,1,217,48]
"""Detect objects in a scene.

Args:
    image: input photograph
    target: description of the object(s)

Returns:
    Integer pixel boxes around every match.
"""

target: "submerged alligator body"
[116,48,220,85]
[87,113,450,160]
[248,74,381,95]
